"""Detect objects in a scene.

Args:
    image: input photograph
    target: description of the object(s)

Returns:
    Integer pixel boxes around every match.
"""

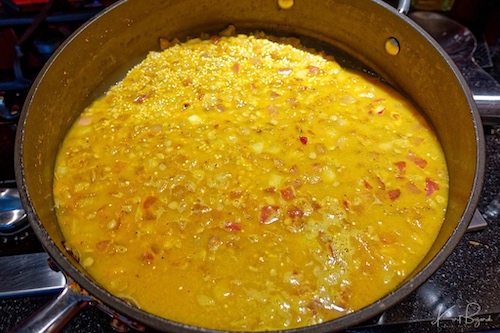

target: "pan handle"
[9,283,91,333]
[474,95,500,125]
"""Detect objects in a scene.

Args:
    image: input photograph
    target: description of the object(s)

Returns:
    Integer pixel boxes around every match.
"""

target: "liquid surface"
[53,33,448,331]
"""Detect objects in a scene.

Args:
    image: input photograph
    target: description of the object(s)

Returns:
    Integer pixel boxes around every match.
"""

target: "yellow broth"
[53,33,448,331]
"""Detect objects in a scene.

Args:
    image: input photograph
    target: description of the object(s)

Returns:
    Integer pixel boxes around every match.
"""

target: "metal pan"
[14,0,484,332]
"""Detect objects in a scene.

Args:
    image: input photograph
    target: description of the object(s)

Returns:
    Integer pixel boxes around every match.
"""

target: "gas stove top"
[1,1,500,332]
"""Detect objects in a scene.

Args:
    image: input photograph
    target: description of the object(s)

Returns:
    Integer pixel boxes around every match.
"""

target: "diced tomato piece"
[142,252,154,264]
[231,63,240,74]
[216,104,227,112]
[264,187,276,193]
[210,35,220,44]
[96,240,110,252]
[364,180,373,190]
[292,179,303,188]
[343,199,350,211]
[299,136,308,145]
[311,163,323,172]
[308,65,320,74]
[270,91,281,99]
[394,161,406,177]
[230,190,243,199]
[134,94,149,104]
[408,152,428,169]
[287,207,304,218]
[376,106,385,115]
[388,189,401,200]
[425,178,439,196]
[192,201,211,214]
[280,186,296,201]
[260,205,280,224]
[143,196,157,209]
[225,221,241,231]
[406,181,422,194]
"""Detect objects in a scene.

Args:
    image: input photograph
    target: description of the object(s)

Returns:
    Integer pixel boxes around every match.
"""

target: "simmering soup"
[53,30,448,331]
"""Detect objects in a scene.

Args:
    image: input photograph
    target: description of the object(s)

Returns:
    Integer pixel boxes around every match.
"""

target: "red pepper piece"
[299,136,308,145]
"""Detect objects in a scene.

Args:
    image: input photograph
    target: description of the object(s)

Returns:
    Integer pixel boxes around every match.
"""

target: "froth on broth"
[53,28,448,331]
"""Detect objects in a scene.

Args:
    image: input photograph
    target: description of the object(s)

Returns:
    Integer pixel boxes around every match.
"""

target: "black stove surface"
[1,1,500,333]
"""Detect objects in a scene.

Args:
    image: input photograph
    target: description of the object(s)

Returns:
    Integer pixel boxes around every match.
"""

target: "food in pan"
[53,30,448,331]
